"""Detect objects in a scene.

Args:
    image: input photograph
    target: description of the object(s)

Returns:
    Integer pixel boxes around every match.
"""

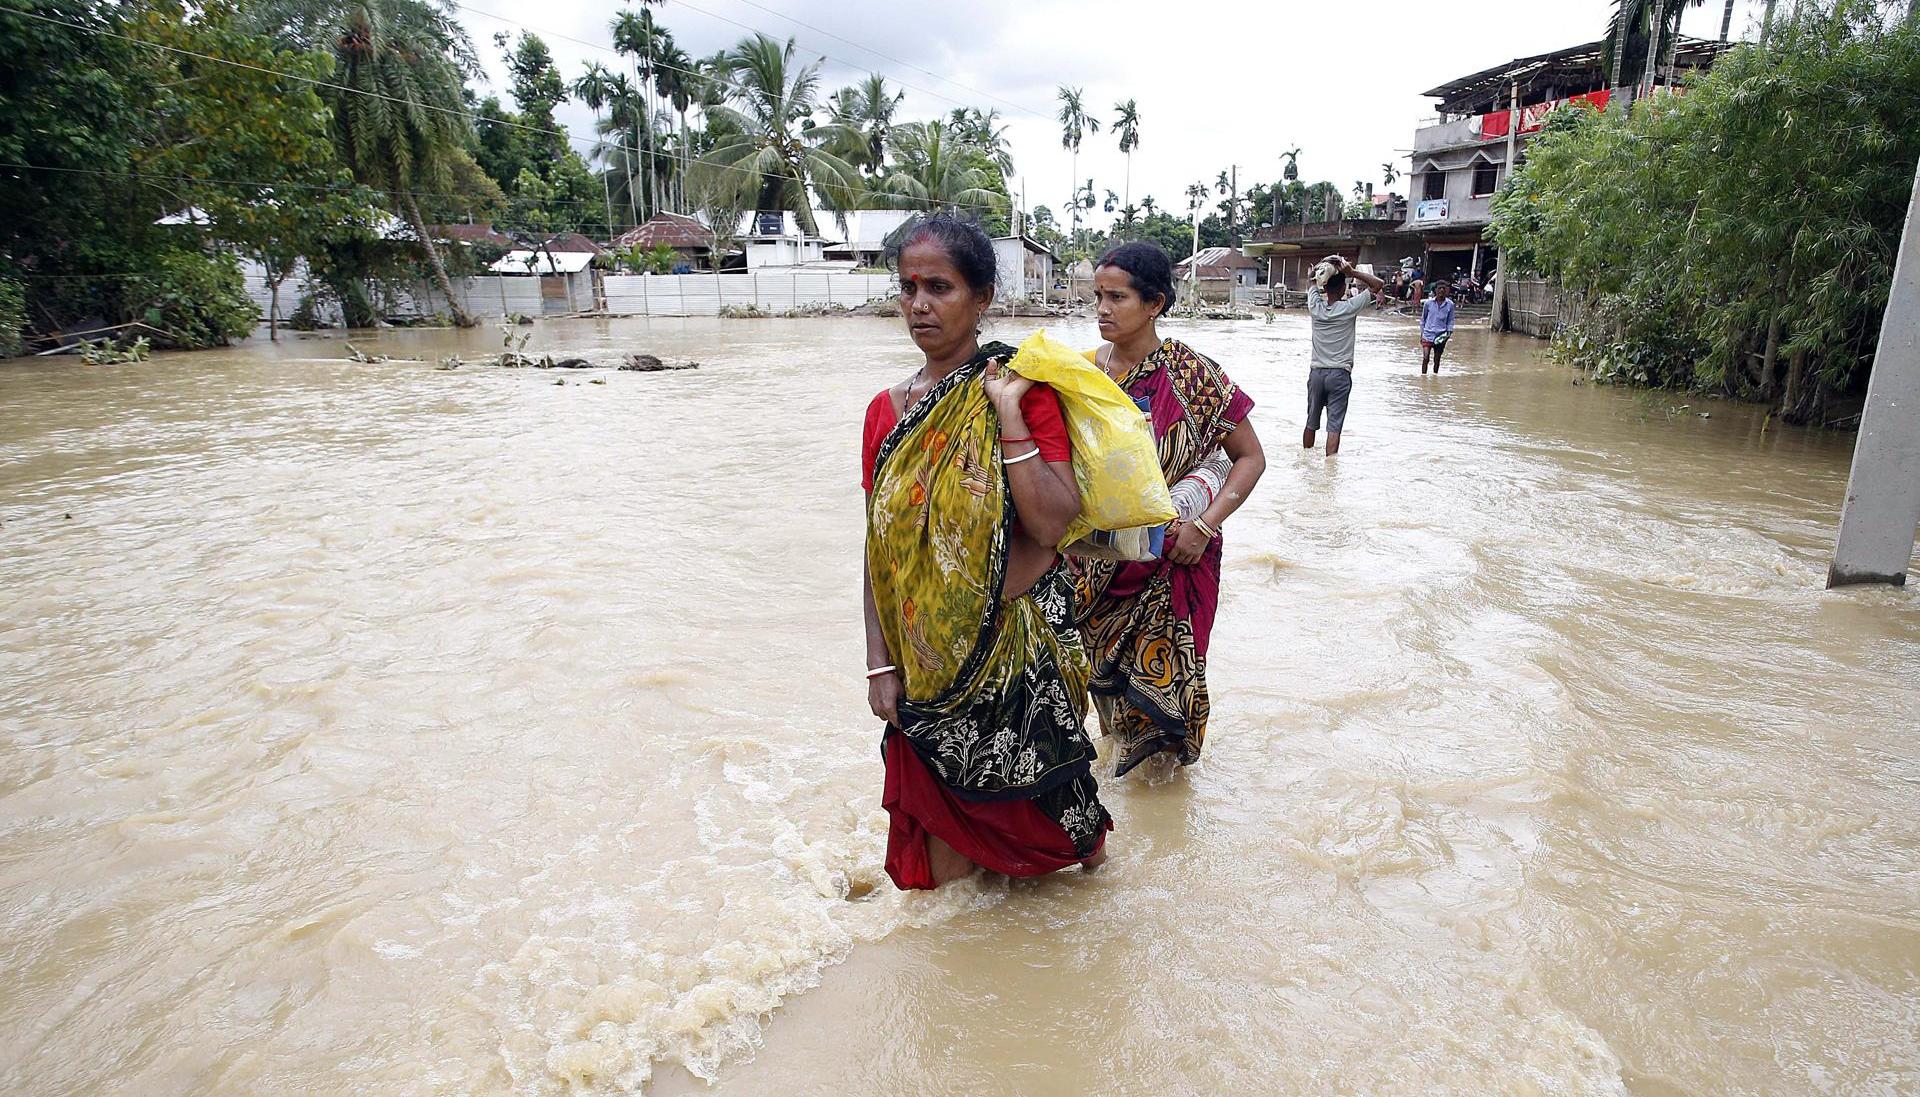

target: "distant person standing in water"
[1420,279,1456,374]
[861,212,1111,890]
[1304,255,1384,456]
[1077,242,1266,780]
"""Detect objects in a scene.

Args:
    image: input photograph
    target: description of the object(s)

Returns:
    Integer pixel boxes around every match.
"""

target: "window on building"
[1472,162,1500,197]
[1422,171,1445,201]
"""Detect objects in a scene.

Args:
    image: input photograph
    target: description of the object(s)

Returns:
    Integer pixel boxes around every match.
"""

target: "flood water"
[1,313,1916,1096]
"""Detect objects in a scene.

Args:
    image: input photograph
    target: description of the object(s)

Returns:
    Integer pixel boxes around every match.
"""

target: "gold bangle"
[1192,516,1220,539]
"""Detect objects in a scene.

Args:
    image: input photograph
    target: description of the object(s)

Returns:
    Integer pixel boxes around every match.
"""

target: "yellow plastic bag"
[1005,329,1174,554]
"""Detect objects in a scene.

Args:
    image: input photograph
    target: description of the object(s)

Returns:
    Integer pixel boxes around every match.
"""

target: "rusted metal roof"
[613,212,714,250]
[1421,37,1728,114]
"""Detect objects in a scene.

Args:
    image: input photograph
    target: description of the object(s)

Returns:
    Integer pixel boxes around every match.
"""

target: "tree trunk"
[1642,0,1668,97]
[1762,0,1777,42]
[1781,348,1809,423]
[404,191,476,328]
[1609,5,1632,90]
[1720,0,1736,40]
[1759,307,1783,397]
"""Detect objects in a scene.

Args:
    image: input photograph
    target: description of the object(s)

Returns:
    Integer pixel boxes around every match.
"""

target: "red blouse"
[861,383,1071,492]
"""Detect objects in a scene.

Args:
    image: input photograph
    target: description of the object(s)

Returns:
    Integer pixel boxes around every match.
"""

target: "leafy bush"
[126,250,256,348]
[0,279,24,358]
[1490,0,1920,424]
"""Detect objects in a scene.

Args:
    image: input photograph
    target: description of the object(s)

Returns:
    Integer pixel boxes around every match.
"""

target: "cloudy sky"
[453,0,1769,228]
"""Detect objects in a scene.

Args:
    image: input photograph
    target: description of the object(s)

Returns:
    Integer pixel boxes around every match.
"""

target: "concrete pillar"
[1828,156,1920,588]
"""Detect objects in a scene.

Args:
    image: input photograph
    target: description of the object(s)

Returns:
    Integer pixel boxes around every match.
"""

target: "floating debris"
[618,353,698,372]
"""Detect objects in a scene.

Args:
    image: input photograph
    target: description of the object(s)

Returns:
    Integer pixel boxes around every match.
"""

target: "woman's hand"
[1165,518,1212,566]
[868,670,902,726]
[982,357,1034,413]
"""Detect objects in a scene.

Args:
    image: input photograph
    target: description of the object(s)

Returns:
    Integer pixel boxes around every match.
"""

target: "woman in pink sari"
[1076,242,1267,778]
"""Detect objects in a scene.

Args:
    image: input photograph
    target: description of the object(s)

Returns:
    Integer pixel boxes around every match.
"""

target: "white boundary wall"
[602,272,895,316]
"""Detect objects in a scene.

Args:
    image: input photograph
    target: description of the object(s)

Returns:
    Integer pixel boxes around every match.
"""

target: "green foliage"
[131,250,257,348]
[1491,0,1920,423]
[0,279,24,358]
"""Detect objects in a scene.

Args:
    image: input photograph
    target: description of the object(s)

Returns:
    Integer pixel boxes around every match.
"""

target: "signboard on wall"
[1415,199,1450,224]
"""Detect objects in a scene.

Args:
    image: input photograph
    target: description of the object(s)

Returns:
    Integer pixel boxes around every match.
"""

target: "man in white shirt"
[1304,255,1385,456]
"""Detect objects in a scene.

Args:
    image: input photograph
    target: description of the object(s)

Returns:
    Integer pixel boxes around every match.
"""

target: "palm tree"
[699,33,861,237]
[1280,147,1301,182]
[573,62,619,236]
[1381,161,1401,187]
[1718,0,1735,40]
[1056,86,1099,253]
[875,121,1006,216]
[1103,188,1119,214]
[654,41,695,210]
[323,0,480,325]
[611,4,668,217]
[830,74,906,177]
[1605,0,1707,99]
[949,107,1015,177]
[1141,195,1157,217]
[1112,99,1140,212]
[598,71,644,226]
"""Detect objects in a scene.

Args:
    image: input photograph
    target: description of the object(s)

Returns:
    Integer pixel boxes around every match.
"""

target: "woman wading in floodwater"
[1077,242,1266,779]
[861,214,1111,889]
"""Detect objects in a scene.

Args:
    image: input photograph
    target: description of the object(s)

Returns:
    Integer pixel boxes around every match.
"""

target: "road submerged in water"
[1,315,1915,1096]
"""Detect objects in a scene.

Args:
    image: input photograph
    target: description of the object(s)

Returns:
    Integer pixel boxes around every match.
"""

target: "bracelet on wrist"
[1191,516,1221,539]
[865,664,897,679]
[999,434,1033,444]
[1003,448,1042,466]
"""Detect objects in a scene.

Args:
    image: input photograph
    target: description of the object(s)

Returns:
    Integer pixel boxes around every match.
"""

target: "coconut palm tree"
[698,33,861,237]
[1056,86,1099,252]
[322,0,481,325]
[948,107,1015,177]
[1141,195,1157,217]
[1113,98,1140,212]
[874,121,1006,216]
[1381,161,1400,187]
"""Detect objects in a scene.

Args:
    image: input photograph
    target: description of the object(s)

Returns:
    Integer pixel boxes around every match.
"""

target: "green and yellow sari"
[868,344,1111,887]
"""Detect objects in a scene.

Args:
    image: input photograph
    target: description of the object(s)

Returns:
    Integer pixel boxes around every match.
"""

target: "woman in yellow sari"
[861,214,1111,890]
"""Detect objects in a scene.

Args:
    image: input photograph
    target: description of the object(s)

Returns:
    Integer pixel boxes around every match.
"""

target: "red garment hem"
[881,733,1106,891]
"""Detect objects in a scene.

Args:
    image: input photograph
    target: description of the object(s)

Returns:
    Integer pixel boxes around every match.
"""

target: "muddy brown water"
[1,315,1915,1096]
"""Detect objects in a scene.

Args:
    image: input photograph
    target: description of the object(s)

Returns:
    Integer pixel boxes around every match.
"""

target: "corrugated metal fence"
[237,262,900,325]
[602,272,896,317]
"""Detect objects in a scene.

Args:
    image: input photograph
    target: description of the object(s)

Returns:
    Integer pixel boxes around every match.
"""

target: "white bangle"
[1003,447,1041,466]
[865,665,897,679]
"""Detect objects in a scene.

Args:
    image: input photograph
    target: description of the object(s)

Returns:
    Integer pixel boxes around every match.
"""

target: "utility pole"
[1189,198,1201,316]
[1829,156,1920,587]
[1490,78,1520,331]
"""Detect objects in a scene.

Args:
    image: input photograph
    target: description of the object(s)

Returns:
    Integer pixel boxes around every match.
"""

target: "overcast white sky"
[455,0,1769,228]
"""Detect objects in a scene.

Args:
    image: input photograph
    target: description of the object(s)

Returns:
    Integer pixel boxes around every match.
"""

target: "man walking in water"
[1304,255,1383,456]
[1420,279,1455,374]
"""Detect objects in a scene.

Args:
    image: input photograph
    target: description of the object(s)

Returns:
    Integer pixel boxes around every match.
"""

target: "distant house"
[820,210,916,268]
[425,222,516,251]
[488,248,595,314]
[734,210,837,269]
[1408,36,1727,284]
[614,211,720,270]
[992,235,1056,304]
[1245,220,1423,292]
[1175,247,1259,301]
[540,232,607,258]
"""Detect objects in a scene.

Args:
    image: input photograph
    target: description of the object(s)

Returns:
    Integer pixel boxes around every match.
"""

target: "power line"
[12,8,1008,218]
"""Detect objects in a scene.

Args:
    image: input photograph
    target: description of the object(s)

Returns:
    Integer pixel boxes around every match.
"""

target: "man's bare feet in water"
[1081,847,1109,872]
